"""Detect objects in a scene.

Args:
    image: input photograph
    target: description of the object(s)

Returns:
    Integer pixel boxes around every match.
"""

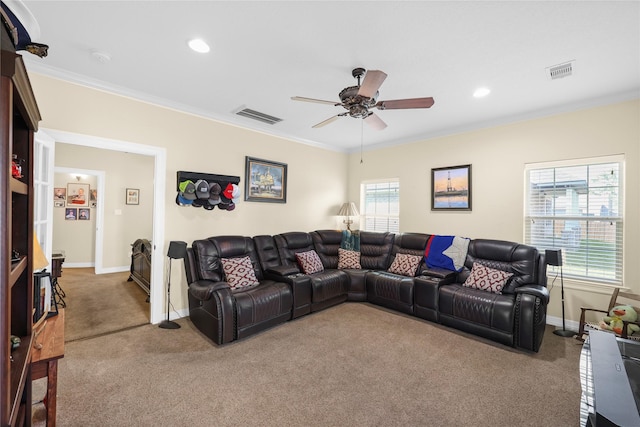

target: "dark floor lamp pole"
[546,249,575,337]
[159,241,187,329]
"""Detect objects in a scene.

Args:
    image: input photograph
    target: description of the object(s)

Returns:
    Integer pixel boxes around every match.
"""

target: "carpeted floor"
[34,299,584,427]
[59,267,150,342]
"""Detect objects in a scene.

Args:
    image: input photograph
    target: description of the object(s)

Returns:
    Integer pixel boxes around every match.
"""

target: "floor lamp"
[159,241,187,329]
[546,249,575,337]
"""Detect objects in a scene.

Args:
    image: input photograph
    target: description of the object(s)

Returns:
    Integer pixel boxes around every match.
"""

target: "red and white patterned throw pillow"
[387,253,422,277]
[462,262,514,294]
[221,256,260,289]
[338,248,361,269]
[295,250,324,274]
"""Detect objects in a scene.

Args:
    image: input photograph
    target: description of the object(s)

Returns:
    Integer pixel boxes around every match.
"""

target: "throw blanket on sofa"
[424,235,470,272]
[341,230,360,251]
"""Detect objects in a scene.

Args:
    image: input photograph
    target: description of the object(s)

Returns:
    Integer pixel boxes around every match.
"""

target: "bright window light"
[188,38,210,53]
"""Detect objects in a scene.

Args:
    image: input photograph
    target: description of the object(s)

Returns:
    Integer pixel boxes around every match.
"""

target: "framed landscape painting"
[431,164,472,211]
[244,157,287,203]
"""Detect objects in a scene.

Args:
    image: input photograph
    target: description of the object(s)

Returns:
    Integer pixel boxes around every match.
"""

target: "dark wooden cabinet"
[1,17,42,427]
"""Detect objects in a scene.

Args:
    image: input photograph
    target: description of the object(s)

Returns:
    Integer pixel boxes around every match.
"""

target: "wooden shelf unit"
[1,17,42,427]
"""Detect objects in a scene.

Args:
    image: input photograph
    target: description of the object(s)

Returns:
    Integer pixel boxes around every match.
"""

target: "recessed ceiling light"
[188,38,210,53]
[473,87,491,98]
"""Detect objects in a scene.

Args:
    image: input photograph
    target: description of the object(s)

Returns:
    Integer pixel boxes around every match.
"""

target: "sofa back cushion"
[359,231,394,270]
[253,235,282,271]
[274,232,316,267]
[191,236,264,283]
[311,230,342,269]
[458,239,540,294]
[391,233,431,275]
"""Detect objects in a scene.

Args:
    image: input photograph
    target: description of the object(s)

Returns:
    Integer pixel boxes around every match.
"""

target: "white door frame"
[41,128,167,324]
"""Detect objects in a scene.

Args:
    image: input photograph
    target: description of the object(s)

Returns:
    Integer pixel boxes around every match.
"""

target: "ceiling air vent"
[235,107,283,125]
[546,61,574,80]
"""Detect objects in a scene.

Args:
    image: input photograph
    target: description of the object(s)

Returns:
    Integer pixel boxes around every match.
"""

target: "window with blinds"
[361,180,400,233]
[524,156,623,285]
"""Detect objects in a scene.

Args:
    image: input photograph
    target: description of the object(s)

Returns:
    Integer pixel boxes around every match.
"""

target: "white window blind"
[524,156,623,285]
[361,180,399,233]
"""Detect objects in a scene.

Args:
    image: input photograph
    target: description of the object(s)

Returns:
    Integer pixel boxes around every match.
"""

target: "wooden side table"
[31,309,65,426]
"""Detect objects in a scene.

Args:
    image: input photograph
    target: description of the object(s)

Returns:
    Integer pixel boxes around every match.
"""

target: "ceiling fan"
[292,67,434,130]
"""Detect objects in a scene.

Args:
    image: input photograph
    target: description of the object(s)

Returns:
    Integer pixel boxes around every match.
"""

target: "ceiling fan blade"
[312,114,345,128]
[375,97,435,110]
[364,112,387,131]
[291,96,340,106]
[357,70,387,98]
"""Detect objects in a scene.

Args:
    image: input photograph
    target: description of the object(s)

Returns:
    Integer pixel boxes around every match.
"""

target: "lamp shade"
[545,249,562,267]
[167,241,187,259]
[33,234,49,271]
[337,202,359,217]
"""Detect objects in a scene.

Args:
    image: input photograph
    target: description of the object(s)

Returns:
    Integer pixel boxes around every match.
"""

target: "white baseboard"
[546,315,579,331]
[59,264,129,274]
[61,262,95,268]
[99,266,130,274]
[154,308,189,324]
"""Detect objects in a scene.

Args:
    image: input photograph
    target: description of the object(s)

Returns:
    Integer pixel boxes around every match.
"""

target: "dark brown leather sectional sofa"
[183,230,549,352]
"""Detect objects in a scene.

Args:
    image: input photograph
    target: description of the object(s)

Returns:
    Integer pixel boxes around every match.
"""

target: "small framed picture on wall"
[67,183,89,207]
[65,208,77,220]
[79,208,90,220]
[126,188,140,205]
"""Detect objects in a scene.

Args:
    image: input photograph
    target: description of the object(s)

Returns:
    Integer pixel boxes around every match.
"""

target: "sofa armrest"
[514,285,550,304]
[266,265,301,276]
[514,285,549,352]
[421,267,457,281]
[263,269,311,318]
[189,279,230,301]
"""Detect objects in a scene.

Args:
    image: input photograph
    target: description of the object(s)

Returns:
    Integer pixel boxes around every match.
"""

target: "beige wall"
[54,144,154,268]
[30,73,348,314]
[30,71,639,326]
[348,99,640,324]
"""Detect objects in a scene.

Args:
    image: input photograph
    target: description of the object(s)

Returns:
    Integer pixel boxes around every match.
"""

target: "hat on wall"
[222,183,234,200]
[194,180,210,199]
[209,182,221,204]
[176,193,193,206]
[178,180,197,200]
[231,184,241,201]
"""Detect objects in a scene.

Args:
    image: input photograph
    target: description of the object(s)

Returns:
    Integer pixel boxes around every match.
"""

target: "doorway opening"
[40,128,167,324]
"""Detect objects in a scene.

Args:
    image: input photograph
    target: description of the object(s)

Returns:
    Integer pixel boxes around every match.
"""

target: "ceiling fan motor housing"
[339,86,378,118]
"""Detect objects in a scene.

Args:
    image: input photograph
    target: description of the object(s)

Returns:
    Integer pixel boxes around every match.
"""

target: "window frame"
[360,179,400,233]
[524,155,624,286]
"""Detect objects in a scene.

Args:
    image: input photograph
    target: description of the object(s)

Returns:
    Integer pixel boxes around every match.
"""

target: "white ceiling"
[16,1,640,152]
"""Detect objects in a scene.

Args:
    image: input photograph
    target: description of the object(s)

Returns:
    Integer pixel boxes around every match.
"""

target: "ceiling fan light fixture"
[188,38,210,53]
[473,87,491,98]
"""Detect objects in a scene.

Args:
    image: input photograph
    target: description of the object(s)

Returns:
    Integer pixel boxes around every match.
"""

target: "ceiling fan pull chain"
[360,119,364,164]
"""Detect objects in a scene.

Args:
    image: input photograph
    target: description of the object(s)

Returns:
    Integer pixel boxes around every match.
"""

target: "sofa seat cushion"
[233,280,293,328]
[439,284,515,333]
[308,269,349,303]
[366,271,415,315]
